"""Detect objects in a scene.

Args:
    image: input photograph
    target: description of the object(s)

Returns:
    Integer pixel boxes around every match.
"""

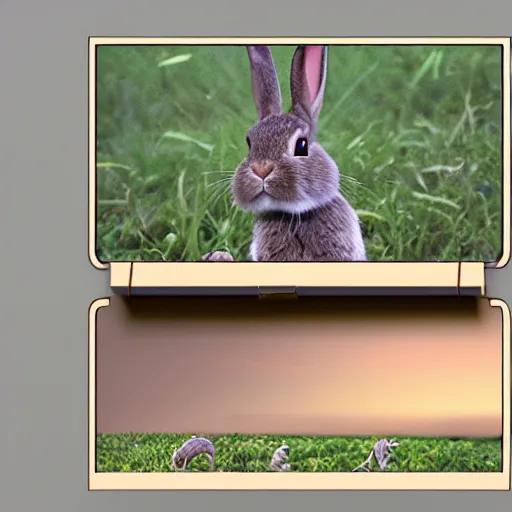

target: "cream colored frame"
[89,38,511,293]
[88,297,511,490]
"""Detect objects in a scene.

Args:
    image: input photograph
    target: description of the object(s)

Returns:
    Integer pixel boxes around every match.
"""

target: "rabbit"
[229,45,367,262]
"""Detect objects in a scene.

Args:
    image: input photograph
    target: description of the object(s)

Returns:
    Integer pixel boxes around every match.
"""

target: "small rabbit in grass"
[208,45,366,263]
[352,438,400,472]
[269,442,291,472]
[201,45,367,263]
[170,436,216,472]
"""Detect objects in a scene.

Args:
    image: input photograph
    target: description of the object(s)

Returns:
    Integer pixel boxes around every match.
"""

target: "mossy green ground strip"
[96,434,501,472]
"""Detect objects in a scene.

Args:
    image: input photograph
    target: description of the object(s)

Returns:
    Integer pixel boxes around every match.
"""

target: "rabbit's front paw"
[200,250,234,262]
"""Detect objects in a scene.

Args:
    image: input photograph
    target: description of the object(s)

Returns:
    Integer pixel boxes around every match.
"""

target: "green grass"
[96,44,503,262]
[96,433,501,472]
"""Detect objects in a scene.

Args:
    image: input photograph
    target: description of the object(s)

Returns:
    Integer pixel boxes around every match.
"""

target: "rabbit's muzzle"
[232,160,300,213]
[251,161,275,180]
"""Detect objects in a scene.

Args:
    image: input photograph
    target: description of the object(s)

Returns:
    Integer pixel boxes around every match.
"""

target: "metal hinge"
[258,286,298,300]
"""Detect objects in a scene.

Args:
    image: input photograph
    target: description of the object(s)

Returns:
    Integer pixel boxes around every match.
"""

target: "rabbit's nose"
[251,162,275,180]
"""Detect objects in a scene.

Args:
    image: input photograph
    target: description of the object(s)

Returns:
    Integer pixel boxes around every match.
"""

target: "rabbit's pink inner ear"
[304,46,323,104]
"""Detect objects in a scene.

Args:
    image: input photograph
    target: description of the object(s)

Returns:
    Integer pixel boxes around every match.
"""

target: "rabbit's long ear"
[290,45,328,126]
[246,46,282,119]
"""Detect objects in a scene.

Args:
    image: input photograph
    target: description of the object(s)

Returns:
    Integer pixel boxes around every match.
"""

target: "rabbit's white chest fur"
[249,240,259,262]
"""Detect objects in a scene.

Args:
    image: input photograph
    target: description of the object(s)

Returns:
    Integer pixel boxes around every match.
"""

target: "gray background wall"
[0,0,511,510]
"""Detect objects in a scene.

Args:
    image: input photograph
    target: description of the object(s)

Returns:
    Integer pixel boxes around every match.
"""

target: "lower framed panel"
[88,295,510,490]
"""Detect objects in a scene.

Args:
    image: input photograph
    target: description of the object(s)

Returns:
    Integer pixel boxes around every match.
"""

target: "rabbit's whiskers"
[208,177,232,188]
[208,180,232,210]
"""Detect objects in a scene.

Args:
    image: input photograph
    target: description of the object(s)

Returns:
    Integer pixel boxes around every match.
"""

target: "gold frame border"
[88,297,511,490]
[89,37,511,279]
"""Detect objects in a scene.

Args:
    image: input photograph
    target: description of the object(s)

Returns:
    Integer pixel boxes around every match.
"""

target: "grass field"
[96,44,503,263]
[96,433,501,472]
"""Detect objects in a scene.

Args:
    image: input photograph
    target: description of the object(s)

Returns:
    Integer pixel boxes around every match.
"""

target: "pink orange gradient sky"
[96,296,503,438]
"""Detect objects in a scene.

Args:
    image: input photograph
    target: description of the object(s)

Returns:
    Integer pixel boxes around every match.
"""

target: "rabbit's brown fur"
[231,45,367,262]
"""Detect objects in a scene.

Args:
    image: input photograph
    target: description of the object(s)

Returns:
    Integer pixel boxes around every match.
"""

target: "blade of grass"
[355,210,388,222]
[421,161,465,173]
[97,162,132,171]
[159,131,214,152]
[157,54,193,67]
[410,50,439,89]
[432,49,444,80]
[412,191,461,210]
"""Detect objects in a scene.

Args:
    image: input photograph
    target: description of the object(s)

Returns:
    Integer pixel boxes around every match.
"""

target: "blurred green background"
[96,433,501,472]
[96,44,503,262]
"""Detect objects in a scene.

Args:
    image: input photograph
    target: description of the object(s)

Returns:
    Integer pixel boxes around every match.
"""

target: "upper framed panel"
[88,37,511,295]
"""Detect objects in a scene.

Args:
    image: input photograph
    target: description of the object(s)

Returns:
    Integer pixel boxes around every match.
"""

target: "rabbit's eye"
[294,137,308,157]
[246,136,251,149]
